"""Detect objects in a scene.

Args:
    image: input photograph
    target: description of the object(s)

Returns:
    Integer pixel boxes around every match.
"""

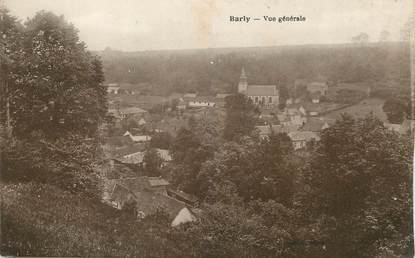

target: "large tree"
[1,10,108,195]
[0,8,23,134]
[9,11,107,138]
[223,93,257,141]
[198,133,296,205]
[383,95,411,123]
[143,148,163,176]
[300,114,413,257]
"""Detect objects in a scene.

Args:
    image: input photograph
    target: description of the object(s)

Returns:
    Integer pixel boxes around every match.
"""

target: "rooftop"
[148,177,170,187]
[119,107,148,114]
[288,131,320,141]
[300,117,333,132]
[246,85,278,96]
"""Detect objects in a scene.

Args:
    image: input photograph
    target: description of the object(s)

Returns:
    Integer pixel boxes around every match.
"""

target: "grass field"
[324,98,388,122]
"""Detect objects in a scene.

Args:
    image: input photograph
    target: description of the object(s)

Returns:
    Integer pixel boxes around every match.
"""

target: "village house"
[302,103,322,116]
[167,189,199,207]
[138,118,146,125]
[103,177,197,227]
[106,83,120,94]
[311,92,321,103]
[118,107,148,119]
[278,108,307,127]
[117,83,140,95]
[177,98,187,110]
[114,147,172,166]
[288,131,320,150]
[123,131,151,142]
[238,68,279,108]
[307,82,328,95]
[384,123,401,133]
[187,96,216,108]
[300,117,334,132]
[148,117,188,137]
[103,137,145,157]
[384,119,415,135]
[255,124,300,139]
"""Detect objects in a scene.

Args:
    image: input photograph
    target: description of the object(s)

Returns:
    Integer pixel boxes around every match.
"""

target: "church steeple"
[238,67,248,94]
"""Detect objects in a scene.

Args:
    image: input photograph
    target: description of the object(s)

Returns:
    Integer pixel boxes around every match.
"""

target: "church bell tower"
[238,67,248,94]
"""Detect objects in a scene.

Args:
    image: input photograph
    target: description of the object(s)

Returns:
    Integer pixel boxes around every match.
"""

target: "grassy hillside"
[0,181,181,257]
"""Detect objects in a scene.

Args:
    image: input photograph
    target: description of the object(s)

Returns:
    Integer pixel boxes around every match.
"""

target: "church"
[238,68,279,108]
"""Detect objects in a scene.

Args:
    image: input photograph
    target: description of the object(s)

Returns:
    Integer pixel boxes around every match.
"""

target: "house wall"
[248,95,279,106]
[188,101,215,107]
[171,208,197,227]
[293,140,306,150]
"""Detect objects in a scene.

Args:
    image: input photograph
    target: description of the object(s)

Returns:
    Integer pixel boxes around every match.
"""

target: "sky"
[3,0,413,51]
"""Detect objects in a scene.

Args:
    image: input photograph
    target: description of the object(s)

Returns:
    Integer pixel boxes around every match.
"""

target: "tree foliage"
[300,114,413,257]
[383,95,411,123]
[6,11,107,138]
[223,93,257,141]
[143,148,162,176]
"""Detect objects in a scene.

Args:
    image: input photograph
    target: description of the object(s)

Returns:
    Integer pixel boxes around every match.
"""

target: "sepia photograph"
[0,0,414,257]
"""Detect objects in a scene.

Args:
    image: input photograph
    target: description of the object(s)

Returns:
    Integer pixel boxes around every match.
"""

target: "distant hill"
[94,42,410,96]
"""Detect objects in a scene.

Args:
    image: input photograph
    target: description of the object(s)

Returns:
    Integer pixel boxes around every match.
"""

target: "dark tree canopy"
[301,114,413,257]
[383,95,411,123]
[7,11,107,138]
[143,148,163,177]
[223,93,257,141]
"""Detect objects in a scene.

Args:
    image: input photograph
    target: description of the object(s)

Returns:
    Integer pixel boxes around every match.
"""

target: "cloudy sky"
[3,0,413,51]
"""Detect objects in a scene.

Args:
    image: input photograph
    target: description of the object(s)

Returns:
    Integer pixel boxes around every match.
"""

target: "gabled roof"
[156,149,172,162]
[106,143,146,159]
[216,93,232,98]
[117,151,144,164]
[246,85,278,96]
[384,123,401,132]
[301,118,327,132]
[119,107,148,115]
[134,190,186,218]
[190,96,217,102]
[138,118,146,125]
[129,134,151,142]
[288,131,320,142]
[256,124,299,136]
[167,189,198,205]
[272,124,300,134]
[148,177,170,187]
[255,125,271,136]
[107,177,151,199]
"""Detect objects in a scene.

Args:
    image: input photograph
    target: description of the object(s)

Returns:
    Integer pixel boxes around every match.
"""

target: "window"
[269,97,272,103]
[255,97,258,103]
[262,97,266,104]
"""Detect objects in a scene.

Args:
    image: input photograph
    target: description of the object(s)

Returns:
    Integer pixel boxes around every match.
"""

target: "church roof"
[246,85,278,96]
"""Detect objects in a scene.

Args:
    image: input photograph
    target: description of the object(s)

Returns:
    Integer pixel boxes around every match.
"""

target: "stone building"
[238,68,279,107]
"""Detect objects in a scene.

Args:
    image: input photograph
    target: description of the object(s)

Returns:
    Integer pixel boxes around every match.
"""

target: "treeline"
[98,42,410,95]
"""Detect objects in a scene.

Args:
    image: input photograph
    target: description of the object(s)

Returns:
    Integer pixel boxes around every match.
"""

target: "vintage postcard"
[1,0,413,257]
